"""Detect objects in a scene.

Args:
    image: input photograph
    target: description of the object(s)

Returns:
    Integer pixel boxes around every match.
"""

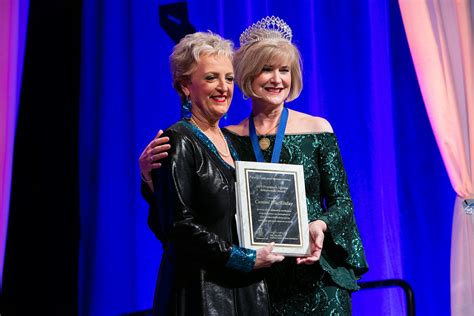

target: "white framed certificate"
[235,161,310,256]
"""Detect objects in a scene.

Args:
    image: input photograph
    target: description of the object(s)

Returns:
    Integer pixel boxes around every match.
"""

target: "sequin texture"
[224,131,369,315]
[184,120,240,167]
[225,246,257,272]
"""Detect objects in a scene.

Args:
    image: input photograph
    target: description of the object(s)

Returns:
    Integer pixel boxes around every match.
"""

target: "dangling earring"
[223,112,228,120]
[181,95,192,119]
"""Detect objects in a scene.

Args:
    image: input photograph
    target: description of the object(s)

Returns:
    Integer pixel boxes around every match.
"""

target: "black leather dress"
[147,120,269,316]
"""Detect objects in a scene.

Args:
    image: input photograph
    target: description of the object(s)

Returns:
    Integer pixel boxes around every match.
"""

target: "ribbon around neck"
[249,107,288,163]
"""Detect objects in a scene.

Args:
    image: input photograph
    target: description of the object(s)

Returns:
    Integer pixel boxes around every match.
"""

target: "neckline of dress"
[183,120,237,170]
[222,129,335,137]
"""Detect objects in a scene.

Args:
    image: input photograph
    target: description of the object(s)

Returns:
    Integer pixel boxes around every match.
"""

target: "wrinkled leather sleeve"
[141,180,164,242]
[140,180,153,204]
[150,128,231,268]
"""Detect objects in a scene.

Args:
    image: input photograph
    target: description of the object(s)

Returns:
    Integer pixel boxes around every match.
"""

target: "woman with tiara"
[141,17,368,314]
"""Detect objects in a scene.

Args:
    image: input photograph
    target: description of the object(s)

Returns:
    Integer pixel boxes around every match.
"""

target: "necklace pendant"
[259,137,271,150]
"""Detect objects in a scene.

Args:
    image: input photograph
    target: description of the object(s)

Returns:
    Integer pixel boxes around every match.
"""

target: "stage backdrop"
[79,0,453,315]
[0,0,29,289]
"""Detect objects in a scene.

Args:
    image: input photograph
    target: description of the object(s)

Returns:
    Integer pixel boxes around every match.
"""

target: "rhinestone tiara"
[239,16,293,46]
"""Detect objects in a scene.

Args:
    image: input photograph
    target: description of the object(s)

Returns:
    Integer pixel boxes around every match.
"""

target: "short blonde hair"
[234,38,303,102]
[170,32,234,101]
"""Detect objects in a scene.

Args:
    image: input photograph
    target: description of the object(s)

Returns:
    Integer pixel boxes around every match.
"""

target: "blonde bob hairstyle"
[234,38,303,102]
[170,31,234,102]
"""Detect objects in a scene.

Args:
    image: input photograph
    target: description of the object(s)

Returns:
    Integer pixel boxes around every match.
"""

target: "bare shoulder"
[223,118,249,136]
[309,116,333,133]
[287,110,333,134]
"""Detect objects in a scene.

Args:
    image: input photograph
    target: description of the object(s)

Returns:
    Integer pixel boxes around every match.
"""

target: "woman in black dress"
[146,31,284,316]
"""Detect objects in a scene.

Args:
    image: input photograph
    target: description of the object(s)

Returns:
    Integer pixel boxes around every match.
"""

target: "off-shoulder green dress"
[223,130,369,315]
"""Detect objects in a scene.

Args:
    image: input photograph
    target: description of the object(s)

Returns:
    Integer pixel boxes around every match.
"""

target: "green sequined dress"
[223,130,369,315]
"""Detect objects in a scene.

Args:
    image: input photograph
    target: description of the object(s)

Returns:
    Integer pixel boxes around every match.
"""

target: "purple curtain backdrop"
[0,0,29,289]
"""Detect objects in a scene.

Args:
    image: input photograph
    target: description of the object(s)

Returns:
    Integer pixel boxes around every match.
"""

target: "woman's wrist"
[140,172,152,183]
[311,219,328,232]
